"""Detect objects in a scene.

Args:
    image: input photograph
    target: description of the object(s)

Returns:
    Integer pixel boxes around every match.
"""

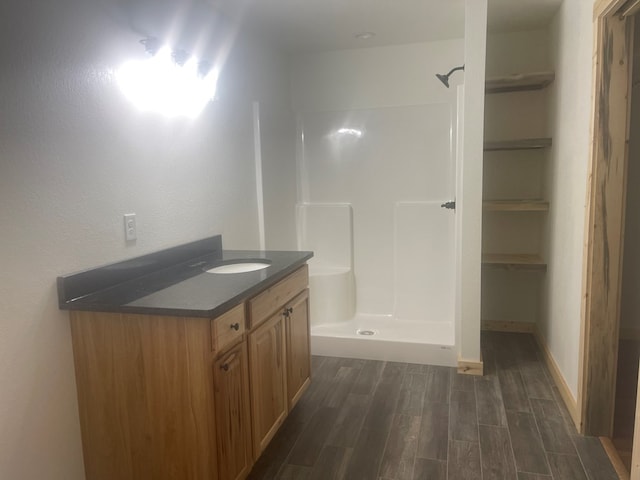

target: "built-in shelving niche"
[481,70,554,327]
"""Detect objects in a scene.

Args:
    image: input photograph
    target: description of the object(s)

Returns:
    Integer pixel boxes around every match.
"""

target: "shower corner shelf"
[485,71,555,94]
[483,199,550,212]
[484,137,552,152]
[482,253,547,271]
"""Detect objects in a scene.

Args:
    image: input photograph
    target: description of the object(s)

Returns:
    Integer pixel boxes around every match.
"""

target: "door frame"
[579,0,634,436]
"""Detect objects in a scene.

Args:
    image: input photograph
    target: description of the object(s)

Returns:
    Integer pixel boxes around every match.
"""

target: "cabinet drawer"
[248,265,308,329]
[211,304,245,353]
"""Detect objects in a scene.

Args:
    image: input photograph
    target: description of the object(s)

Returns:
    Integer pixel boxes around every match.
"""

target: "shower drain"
[356,329,376,336]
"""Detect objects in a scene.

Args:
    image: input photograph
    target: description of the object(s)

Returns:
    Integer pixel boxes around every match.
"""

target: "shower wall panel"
[296,203,353,270]
[299,103,455,318]
[394,202,455,323]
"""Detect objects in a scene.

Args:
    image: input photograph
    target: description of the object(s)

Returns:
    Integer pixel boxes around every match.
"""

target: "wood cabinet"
[285,290,311,409]
[247,268,311,457]
[248,264,308,328]
[248,311,288,457]
[213,341,252,480]
[69,265,310,480]
[211,303,245,354]
[69,313,219,480]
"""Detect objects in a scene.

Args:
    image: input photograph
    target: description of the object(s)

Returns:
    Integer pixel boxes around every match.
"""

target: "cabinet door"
[248,312,287,456]
[213,342,253,480]
[286,290,311,409]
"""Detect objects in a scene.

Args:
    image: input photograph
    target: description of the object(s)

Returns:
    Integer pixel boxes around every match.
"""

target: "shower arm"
[445,65,465,77]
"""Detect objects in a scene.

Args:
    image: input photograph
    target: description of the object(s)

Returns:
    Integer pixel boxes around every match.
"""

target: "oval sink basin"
[205,261,271,274]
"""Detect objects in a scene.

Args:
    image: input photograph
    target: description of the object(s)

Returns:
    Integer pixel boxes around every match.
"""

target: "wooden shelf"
[482,253,547,271]
[483,199,549,212]
[485,72,555,94]
[484,138,552,152]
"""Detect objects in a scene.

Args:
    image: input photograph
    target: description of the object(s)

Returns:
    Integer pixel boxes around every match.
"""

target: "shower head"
[435,65,465,88]
[436,73,450,88]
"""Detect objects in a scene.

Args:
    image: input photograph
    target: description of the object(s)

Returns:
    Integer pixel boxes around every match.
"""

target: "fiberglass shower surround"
[296,101,459,366]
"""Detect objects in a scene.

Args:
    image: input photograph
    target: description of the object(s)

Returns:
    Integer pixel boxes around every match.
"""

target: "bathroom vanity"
[58,236,313,480]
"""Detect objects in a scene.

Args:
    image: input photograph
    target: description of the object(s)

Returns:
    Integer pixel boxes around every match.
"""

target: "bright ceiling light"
[116,45,219,119]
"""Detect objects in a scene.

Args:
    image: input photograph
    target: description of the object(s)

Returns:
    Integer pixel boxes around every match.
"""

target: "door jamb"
[579,0,634,436]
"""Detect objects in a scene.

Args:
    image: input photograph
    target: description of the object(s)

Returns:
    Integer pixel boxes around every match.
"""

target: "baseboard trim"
[599,437,630,480]
[533,330,581,430]
[458,357,484,376]
[481,320,536,333]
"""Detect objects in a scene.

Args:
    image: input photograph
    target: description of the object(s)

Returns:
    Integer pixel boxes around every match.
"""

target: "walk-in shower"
[296,96,462,366]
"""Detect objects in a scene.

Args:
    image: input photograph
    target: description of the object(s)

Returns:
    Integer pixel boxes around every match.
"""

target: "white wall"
[486,29,551,76]
[291,41,464,112]
[541,0,595,399]
[0,0,293,478]
[261,104,298,250]
[458,0,487,363]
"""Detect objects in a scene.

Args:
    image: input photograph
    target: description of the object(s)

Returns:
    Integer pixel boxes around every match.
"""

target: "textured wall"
[0,0,293,478]
[541,0,595,399]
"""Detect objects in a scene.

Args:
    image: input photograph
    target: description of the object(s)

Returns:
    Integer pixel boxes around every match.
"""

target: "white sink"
[205,261,271,274]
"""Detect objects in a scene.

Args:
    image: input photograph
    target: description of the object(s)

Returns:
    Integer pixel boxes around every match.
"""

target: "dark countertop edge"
[57,235,223,304]
[60,253,313,319]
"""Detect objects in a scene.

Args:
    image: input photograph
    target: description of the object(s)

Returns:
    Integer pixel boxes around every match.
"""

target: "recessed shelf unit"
[485,72,556,94]
[481,68,554,328]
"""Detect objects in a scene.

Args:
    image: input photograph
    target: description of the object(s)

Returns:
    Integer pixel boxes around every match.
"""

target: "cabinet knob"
[230,322,240,331]
[283,307,293,317]
[220,363,230,372]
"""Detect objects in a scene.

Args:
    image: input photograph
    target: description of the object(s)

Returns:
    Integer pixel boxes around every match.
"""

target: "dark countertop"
[58,236,313,318]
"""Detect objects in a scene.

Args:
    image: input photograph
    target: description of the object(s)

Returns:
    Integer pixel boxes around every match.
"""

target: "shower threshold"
[311,314,456,366]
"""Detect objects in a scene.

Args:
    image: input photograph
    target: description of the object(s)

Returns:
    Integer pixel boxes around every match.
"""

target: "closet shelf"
[484,138,552,151]
[483,199,549,212]
[485,72,555,94]
[482,253,547,271]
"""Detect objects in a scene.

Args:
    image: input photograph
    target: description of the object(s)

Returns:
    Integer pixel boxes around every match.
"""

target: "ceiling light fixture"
[117,37,219,118]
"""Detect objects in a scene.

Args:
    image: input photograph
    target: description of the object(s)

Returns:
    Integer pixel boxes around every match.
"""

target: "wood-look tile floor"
[247,332,619,480]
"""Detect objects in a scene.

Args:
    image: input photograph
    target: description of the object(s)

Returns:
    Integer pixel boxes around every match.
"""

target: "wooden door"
[248,312,287,456]
[285,290,311,409]
[213,342,253,480]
